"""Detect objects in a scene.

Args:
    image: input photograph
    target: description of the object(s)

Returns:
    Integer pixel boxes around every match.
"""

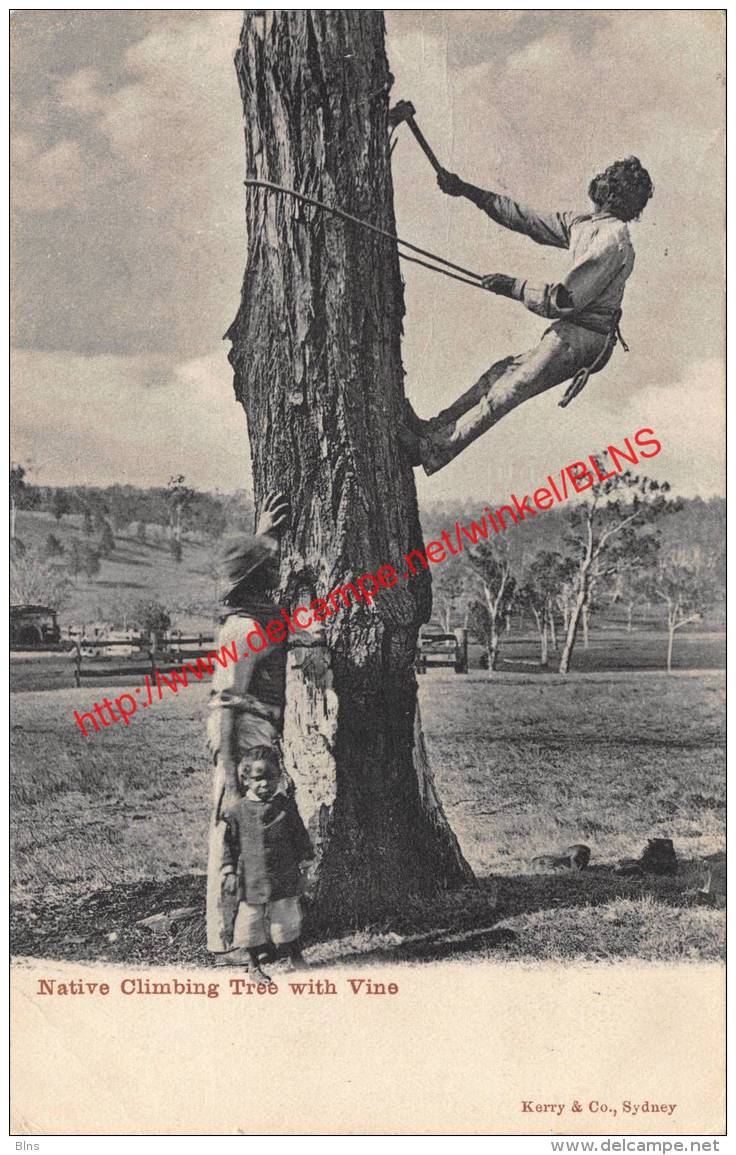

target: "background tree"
[467,540,516,672]
[44,533,65,559]
[82,508,94,537]
[11,545,71,609]
[10,464,27,541]
[517,550,572,667]
[227,10,471,928]
[81,544,101,582]
[136,521,148,545]
[167,475,195,554]
[132,598,171,644]
[648,546,724,673]
[432,564,468,632]
[187,492,229,541]
[608,544,658,632]
[558,472,672,674]
[51,488,71,523]
[67,540,100,583]
[98,520,116,559]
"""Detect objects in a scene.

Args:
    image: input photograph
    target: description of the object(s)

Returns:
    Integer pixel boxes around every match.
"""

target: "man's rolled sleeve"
[510,279,575,320]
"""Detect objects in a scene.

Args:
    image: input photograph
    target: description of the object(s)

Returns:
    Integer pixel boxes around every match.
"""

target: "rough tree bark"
[227,11,472,929]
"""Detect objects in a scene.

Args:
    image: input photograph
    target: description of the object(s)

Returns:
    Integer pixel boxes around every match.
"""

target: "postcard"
[10,9,725,1137]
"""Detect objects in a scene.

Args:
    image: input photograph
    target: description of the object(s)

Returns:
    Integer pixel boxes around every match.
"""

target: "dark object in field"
[699,853,726,904]
[564,844,591,870]
[10,603,62,648]
[615,838,678,877]
[639,838,678,875]
[415,624,468,674]
[530,844,591,874]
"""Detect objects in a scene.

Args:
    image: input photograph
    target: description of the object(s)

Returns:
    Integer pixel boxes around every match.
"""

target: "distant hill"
[13,510,219,632]
[10,485,726,635]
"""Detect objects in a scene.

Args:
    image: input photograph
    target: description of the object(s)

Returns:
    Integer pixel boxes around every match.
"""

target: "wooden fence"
[73,632,216,687]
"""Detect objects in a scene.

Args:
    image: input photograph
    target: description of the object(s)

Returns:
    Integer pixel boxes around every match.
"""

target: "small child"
[220,745,312,982]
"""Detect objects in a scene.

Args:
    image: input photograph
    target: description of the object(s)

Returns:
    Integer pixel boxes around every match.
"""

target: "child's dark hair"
[588,157,654,222]
[238,745,280,775]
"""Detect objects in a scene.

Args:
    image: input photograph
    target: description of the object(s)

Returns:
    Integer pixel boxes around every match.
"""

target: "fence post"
[74,640,81,688]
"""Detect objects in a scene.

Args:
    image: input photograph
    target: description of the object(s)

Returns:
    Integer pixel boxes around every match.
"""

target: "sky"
[10,10,725,502]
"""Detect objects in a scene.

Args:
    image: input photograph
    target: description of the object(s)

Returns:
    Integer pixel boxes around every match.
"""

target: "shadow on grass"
[10,859,719,968]
[497,864,705,921]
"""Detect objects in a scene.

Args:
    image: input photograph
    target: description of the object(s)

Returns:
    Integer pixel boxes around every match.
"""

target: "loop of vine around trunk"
[244,178,489,291]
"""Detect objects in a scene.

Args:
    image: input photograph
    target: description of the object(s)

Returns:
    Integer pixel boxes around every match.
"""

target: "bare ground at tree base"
[10,670,725,966]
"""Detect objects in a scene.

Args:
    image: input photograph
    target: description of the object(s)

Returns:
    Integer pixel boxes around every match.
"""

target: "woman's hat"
[216,533,276,592]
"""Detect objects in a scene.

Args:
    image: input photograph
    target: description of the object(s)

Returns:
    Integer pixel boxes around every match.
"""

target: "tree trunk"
[559,596,570,632]
[489,621,499,671]
[626,601,634,632]
[532,608,547,666]
[548,605,557,651]
[666,619,675,673]
[582,602,590,649]
[227,11,472,929]
[559,572,589,674]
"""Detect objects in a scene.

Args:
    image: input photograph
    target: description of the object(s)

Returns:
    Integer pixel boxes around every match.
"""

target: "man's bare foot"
[281,953,309,973]
[422,443,453,476]
[214,950,248,967]
[249,965,272,984]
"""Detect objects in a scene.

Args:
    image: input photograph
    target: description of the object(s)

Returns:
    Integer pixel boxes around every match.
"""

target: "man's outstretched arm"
[437,168,574,249]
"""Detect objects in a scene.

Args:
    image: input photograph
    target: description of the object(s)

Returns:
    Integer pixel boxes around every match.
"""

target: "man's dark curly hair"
[588,156,654,222]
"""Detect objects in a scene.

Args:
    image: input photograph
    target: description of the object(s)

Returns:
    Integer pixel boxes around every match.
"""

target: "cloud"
[95,14,243,200]
[56,68,105,117]
[11,12,247,357]
[11,133,89,212]
[11,348,252,490]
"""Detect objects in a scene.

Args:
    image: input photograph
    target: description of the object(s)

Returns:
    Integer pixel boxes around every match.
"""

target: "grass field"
[10,662,725,968]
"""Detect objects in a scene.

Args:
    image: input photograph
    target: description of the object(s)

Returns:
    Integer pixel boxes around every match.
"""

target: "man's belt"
[565,311,620,337]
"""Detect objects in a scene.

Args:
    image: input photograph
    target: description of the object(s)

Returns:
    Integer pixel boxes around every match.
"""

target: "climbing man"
[401,157,654,475]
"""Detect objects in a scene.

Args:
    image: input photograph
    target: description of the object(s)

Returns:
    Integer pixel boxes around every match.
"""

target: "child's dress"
[220,793,312,949]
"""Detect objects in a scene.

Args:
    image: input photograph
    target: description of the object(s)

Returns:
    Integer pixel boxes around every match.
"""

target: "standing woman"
[206,491,289,959]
